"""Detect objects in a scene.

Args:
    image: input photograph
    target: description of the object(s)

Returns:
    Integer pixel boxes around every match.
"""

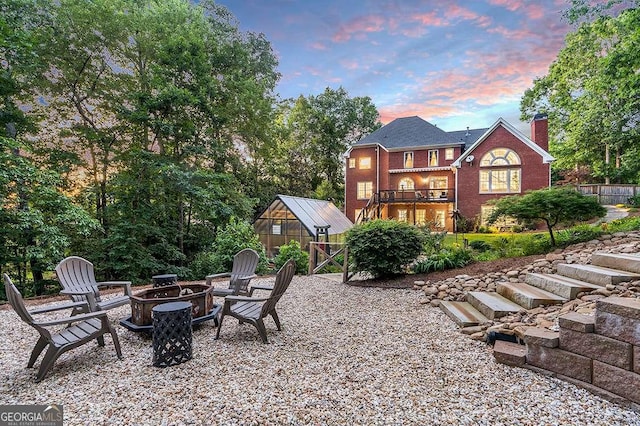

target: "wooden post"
[308,242,315,275]
[342,246,349,283]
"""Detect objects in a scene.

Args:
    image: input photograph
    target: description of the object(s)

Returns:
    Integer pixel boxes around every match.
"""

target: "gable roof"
[451,117,555,167]
[353,116,463,150]
[256,195,353,236]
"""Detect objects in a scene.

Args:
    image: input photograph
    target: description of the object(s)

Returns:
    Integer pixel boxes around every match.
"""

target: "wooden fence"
[308,242,351,283]
[576,184,640,205]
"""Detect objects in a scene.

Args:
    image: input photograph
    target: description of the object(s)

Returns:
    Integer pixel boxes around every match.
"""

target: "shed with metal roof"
[254,195,353,257]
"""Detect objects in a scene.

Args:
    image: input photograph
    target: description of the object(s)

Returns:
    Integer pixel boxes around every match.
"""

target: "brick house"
[344,114,554,231]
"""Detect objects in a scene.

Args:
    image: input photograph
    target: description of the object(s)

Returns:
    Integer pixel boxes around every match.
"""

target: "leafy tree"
[7,0,279,280]
[266,88,381,206]
[346,219,423,278]
[487,188,607,246]
[521,7,640,184]
[0,136,99,295]
[206,217,269,275]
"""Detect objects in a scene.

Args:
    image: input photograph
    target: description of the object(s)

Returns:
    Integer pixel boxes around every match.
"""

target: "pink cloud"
[445,4,480,21]
[488,0,547,20]
[332,15,386,42]
[379,103,460,125]
[487,25,535,40]
[310,42,328,51]
[341,60,360,70]
[411,11,449,27]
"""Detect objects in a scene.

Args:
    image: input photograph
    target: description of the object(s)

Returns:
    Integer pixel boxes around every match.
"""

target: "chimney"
[531,113,548,151]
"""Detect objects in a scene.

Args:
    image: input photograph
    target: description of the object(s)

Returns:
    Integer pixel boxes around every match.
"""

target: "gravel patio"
[1,275,639,425]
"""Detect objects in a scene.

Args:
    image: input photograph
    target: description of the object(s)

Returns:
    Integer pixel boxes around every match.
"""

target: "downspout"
[376,144,380,218]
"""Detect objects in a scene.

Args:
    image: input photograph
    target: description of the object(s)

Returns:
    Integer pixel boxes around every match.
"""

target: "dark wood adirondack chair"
[3,274,123,382]
[206,248,259,297]
[215,259,296,343]
[55,256,132,313]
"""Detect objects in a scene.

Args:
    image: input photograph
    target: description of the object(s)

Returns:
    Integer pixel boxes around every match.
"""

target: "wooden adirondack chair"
[206,248,259,297]
[3,274,123,382]
[215,259,296,343]
[55,256,132,313]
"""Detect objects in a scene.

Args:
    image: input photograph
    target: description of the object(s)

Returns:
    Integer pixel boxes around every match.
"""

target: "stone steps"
[439,301,489,327]
[467,291,523,320]
[556,263,640,286]
[591,252,640,274]
[525,273,603,299]
[497,281,567,310]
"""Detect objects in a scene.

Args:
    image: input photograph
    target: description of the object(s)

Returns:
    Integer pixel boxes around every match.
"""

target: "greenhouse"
[254,195,353,258]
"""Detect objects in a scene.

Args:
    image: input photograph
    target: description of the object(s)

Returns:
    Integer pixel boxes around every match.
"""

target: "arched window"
[479,148,521,194]
[398,177,414,190]
[480,148,520,166]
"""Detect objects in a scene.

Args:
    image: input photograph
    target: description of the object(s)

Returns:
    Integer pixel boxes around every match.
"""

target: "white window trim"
[357,181,373,200]
[479,168,521,194]
[445,148,454,160]
[404,152,414,168]
[428,149,439,167]
[359,157,371,169]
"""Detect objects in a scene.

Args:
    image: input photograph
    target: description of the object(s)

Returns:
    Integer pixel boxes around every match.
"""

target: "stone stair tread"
[497,281,566,309]
[557,263,640,286]
[499,281,567,301]
[439,301,489,327]
[525,272,603,299]
[527,273,603,290]
[467,291,523,319]
[560,263,640,277]
[591,252,640,274]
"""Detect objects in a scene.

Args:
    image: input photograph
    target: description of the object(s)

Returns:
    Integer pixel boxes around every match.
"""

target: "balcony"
[376,188,454,203]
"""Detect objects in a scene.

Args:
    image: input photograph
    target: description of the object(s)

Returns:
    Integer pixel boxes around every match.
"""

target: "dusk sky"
[217,0,573,134]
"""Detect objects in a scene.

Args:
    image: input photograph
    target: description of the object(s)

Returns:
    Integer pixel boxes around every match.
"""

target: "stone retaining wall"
[524,296,640,405]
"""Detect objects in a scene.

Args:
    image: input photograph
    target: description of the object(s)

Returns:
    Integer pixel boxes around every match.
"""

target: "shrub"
[469,240,491,252]
[606,216,640,233]
[418,228,447,255]
[555,225,602,247]
[413,248,473,273]
[192,217,269,278]
[476,226,492,234]
[626,195,640,207]
[346,219,423,278]
[274,240,308,274]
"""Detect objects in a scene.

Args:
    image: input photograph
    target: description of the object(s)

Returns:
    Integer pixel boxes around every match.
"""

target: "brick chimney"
[530,113,548,151]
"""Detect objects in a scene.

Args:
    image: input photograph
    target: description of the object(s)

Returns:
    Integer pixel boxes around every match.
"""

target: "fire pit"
[119,283,220,333]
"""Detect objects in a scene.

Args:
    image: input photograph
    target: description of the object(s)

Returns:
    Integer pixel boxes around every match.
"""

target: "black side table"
[152,274,178,288]
[152,301,192,367]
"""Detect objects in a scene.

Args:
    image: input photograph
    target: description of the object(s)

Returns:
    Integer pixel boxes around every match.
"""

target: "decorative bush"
[274,240,308,274]
[413,248,473,273]
[346,219,423,278]
[190,217,268,279]
[469,240,491,252]
[607,216,640,233]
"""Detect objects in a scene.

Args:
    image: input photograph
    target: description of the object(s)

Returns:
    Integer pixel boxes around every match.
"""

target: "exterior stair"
[466,291,523,319]
[556,263,640,286]
[591,252,640,274]
[439,251,640,328]
[439,301,489,327]
[497,281,567,310]
[525,273,603,299]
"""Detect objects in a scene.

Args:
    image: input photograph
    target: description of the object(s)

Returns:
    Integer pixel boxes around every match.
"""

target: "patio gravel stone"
[1,275,639,425]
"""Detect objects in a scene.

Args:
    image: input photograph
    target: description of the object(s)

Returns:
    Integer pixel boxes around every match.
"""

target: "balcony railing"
[376,188,454,203]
